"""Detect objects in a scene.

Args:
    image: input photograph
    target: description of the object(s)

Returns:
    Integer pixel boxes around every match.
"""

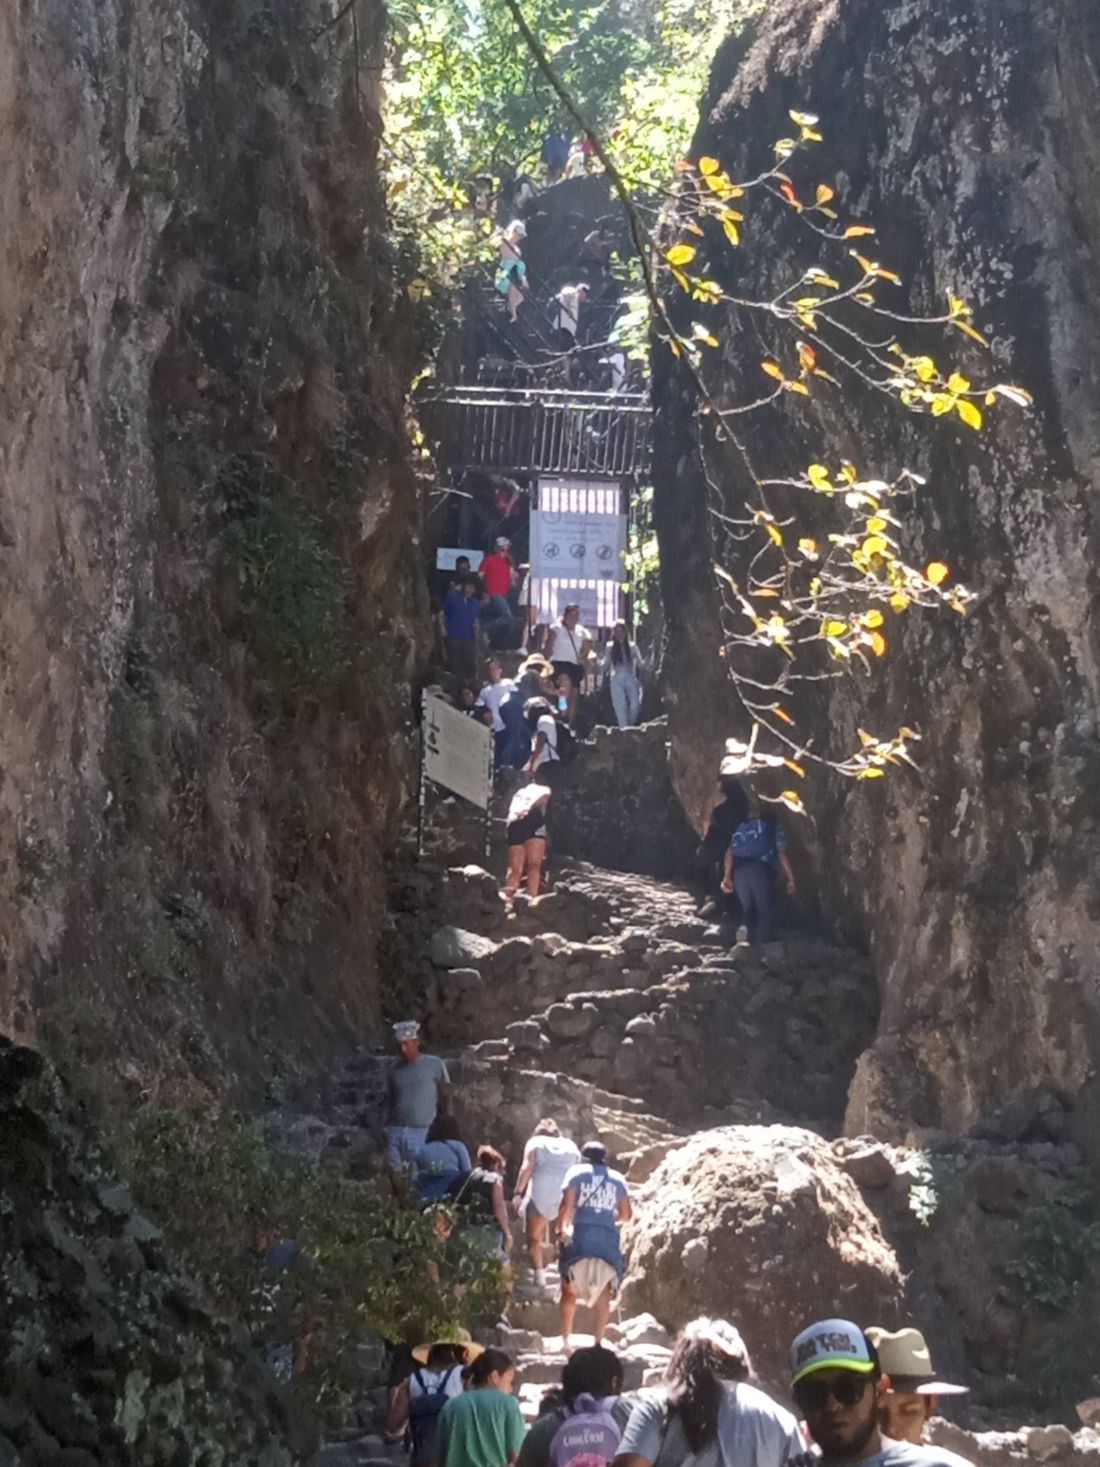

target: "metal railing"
[417,385,651,479]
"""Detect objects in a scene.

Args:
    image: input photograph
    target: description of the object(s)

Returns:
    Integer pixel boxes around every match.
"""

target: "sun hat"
[865,1327,968,1396]
[494,536,511,548]
[412,1328,484,1366]
[393,1020,421,1041]
[790,1319,878,1386]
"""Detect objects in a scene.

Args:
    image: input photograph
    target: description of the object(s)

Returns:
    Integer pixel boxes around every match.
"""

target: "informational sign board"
[539,582,600,629]
[530,485,626,580]
[436,547,484,571]
[421,692,493,810]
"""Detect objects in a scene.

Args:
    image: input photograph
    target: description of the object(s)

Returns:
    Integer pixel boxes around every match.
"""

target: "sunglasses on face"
[793,1375,871,1412]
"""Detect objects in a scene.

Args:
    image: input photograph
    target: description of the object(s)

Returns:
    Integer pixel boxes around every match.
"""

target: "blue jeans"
[610,672,641,727]
[386,1125,428,1175]
[733,860,776,943]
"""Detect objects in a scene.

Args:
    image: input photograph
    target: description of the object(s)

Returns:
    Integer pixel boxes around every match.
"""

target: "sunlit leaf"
[765,522,783,547]
[857,767,885,779]
[861,535,888,558]
[822,620,848,638]
[698,156,720,176]
[816,184,835,206]
[869,630,887,657]
[863,609,884,629]
[785,380,810,395]
[783,759,806,778]
[925,561,950,585]
[807,463,832,491]
[789,109,819,127]
[987,383,1033,408]
[844,225,876,238]
[956,398,983,431]
[947,371,971,395]
[666,243,697,267]
[779,789,806,813]
[761,360,784,381]
[798,537,818,559]
[774,707,795,726]
[952,318,988,347]
[722,216,740,246]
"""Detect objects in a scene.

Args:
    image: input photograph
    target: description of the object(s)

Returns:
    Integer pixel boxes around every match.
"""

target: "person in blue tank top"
[720,792,795,945]
[556,1142,632,1349]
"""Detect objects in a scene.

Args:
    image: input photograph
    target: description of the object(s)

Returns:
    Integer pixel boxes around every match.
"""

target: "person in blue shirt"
[720,793,795,945]
[556,1141,631,1349]
[414,1115,473,1206]
[440,576,482,682]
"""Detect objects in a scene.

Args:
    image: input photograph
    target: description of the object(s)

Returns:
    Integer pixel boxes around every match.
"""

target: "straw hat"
[865,1327,968,1395]
[411,1329,484,1366]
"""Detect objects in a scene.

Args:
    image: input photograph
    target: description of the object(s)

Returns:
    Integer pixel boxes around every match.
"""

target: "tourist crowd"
[381,1023,972,1467]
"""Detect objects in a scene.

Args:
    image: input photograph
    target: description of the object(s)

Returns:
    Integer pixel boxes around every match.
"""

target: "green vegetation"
[120,1109,506,1406]
[223,495,350,685]
[383,0,764,280]
[1008,1189,1100,1314]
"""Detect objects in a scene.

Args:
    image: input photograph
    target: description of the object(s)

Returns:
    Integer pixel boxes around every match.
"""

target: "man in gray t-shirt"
[385,1020,452,1194]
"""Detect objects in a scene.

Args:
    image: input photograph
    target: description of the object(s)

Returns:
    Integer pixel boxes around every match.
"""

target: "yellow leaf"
[890,592,910,611]
[863,609,884,629]
[785,380,810,395]
[806,269,840,289]
[783,759,806,778]
[857,727,877,747]
[815,183,835,205]
[857,767,885,779]
[930,393,953,416]
[956,399,983,431]
[789,109,819,127]
[798,537,818,558]
[671,268,690,292]
[774,707,795,726]
[779,789,806,812]
[765,522,783,547]
[852,253,875,275]
[822,620,848,638]
[839,461,857,483]
[855,292,875,306]
[952,318,988,347]
[698,156,720,176]
[668,339,681,358]
[801,127,823,143]
[807,463,832,490]
[666,243,697,267]
[869,630,886,657]
[752,587,780,597]
[844,225,876,238]
[865,517,887,534]
[947,371,971,395]
[925,561,950,585]
[861,535,888,558]
[699,333,719,348]
[948,294,970,317]
[911,356,936,383]
[722,217,740,246]
[761,360,784,381]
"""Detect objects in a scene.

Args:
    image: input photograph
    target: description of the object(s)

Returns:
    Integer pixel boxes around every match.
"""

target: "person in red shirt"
[480,538,517,648]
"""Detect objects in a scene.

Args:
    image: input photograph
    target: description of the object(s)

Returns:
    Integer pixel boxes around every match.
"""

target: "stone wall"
[651,0,1100,1143]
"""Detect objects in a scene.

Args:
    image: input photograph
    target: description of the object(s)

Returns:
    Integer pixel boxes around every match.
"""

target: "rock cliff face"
[653,0,1100,1144]
[0,0,424,1103]
[0,1036,314,1464]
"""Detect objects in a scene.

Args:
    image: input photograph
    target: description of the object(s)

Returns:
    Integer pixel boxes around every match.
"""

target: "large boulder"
[621,1124,904,1386]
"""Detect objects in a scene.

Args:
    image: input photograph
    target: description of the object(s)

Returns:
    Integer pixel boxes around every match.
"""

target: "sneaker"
[735,925,749,947]
[532,1267,546,1288]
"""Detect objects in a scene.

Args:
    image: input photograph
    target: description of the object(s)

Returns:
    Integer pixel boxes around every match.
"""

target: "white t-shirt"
[532,713,559,769]
[548,623,589,666]
[477,679,515,733]
[553,286,582,339]
[508,783,551,822]
[619,1381,803,1467]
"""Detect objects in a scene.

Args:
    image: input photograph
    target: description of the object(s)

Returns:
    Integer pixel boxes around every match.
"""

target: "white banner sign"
[422,693,493,810]
[531,503,626,580]
[436,547,484,570]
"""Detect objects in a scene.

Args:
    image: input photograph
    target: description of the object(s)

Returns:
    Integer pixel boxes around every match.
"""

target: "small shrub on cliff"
[119,1109,506,1405]
[1008,1189,1100,1315]
[224,495,349,685]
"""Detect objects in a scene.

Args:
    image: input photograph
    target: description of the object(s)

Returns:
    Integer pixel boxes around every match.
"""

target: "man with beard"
[788,1320,972,1467]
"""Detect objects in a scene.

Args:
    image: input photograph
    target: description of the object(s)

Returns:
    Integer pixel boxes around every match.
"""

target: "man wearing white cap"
[386,1021,452,1196]
[788,1319,972,1467]
[865,1328,968,1445]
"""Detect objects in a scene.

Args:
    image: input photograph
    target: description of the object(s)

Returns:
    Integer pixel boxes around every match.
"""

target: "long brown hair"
[609,619,635,667]
[665,1320,751,1453]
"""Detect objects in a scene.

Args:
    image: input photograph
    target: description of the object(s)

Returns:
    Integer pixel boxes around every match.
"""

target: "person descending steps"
[556,1141,631,1350]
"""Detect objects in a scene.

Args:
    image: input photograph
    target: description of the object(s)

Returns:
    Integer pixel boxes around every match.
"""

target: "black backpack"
[553,716,578,765]
[408,1366,459,1462]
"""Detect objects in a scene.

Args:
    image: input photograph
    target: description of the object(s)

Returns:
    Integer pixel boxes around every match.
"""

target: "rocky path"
[298,854,1098,1467]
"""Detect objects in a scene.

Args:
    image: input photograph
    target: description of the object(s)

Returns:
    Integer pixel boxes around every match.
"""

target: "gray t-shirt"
[856,1444,975,1467]
[387,1054,450,1128]
[619,1382,803,1467]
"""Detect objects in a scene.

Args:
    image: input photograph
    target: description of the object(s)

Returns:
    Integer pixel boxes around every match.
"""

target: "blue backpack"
[408,1367,459,1463]
[730,819,778,863]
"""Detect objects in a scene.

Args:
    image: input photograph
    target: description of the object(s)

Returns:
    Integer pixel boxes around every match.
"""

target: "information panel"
[422,692,493,810]
[530,483,626,580]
